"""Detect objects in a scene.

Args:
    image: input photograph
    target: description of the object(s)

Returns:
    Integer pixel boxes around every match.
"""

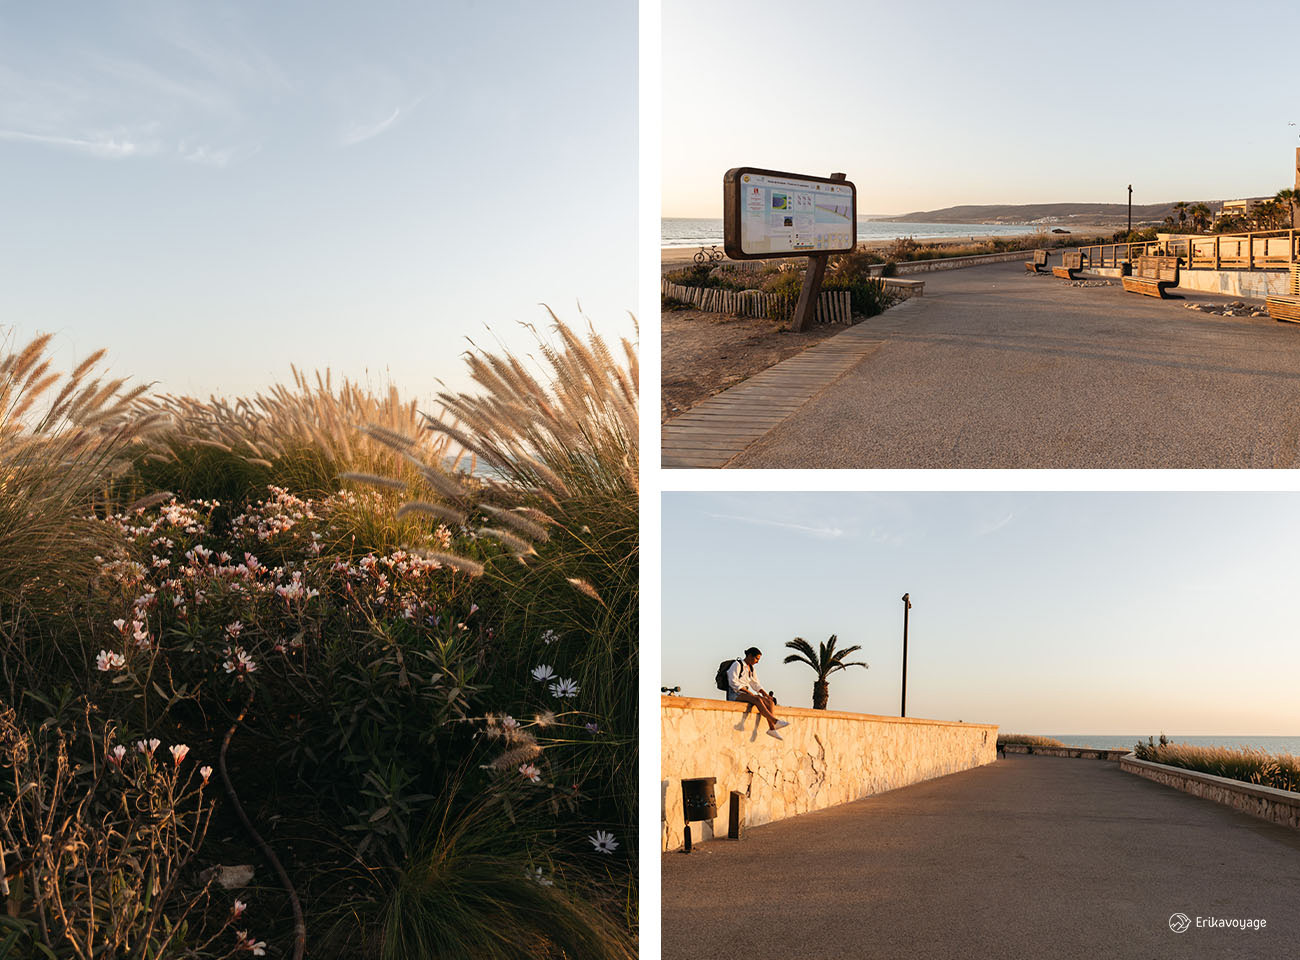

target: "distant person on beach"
[728,647,789,740]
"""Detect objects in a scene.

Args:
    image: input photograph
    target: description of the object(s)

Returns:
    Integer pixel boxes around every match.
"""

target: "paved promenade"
[700,262,1300,468]
[662,756,1300,959]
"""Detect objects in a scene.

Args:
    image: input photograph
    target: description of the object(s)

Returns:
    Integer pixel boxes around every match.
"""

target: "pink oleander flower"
[235,931,267,955]
[200,765,213,784]
[169,743,189,765]
[112,618,127,632]
[137,738,161,757]
[96,650,126,672]
[223,647,258,676]
[132,619,149,642]
[519,763,541,782]
[226,621,244,638]
[110,744,127,765]
[232,898,247,917]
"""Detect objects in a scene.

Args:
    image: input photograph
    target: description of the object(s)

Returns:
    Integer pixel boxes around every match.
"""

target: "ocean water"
[662,217,1047,249]
[1041,735,1300,755]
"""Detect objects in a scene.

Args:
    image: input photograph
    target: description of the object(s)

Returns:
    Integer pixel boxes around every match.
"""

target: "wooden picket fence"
[660,279,854,324]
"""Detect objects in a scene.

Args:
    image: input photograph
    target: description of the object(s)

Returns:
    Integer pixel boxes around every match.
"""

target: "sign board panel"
[723,167,856,260]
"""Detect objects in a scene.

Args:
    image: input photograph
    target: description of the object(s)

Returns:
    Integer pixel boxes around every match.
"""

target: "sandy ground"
[660,307,844,421]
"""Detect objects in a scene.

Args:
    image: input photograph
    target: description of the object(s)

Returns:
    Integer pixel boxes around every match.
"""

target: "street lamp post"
[900,592,911,717]
[1127,185,1133,235]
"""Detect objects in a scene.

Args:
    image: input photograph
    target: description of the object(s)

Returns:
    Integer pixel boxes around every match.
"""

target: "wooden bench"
[1051,250,1083,279]
[1266,264,1300,323]
[1121,255,1179,298]
[1024,249,1048,273]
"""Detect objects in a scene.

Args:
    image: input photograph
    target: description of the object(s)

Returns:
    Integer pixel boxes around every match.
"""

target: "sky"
[662,492,1300,736]
[0,1,636,402]
[662,0,1300,217]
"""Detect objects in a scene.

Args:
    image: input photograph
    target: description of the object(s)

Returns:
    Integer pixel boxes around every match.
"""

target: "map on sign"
[725,169,856,258]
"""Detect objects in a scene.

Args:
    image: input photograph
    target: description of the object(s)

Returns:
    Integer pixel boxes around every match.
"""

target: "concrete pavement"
[662,755,1300,959]
[720,263,1300,468]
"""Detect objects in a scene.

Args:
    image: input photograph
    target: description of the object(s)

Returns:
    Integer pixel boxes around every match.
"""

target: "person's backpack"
[715,658,740,692]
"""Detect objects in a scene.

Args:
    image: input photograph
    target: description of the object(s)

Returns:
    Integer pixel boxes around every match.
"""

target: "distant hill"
[868,201,1217,225]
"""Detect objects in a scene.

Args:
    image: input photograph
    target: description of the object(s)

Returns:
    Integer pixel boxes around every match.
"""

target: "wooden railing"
[1079,229,1298,271]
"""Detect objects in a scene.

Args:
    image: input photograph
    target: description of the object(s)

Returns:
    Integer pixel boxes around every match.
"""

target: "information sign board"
[723,167,856,259]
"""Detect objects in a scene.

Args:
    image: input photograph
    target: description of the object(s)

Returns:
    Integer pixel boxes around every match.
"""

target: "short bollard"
[680,777,717,854]
[727,790,743,840]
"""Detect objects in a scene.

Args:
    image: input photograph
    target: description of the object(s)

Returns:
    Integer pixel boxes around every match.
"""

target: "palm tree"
[1252,199,1281,231]
[1275,188,1298,230]
[1189,203,1212,233]
[1173,201,1188,229]
[783,634,869,710]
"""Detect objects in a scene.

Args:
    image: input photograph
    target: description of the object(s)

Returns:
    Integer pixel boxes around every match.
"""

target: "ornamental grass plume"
[1132,739,1300,793]
[135,366,456,502]
[0,332,163,612]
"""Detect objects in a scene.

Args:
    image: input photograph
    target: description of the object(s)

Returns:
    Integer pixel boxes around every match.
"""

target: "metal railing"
[1079,229,1298,271]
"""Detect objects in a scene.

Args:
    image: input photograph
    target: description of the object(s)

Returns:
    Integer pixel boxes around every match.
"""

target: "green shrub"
[0,317,640,957]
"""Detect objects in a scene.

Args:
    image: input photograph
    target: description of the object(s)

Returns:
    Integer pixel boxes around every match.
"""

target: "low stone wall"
[661,696,997,851]
[876,250,1035,275]
[1120,756,1300,829]
[1081,265,1289,299]
[1000,743,1129,761]
[1167,268,1290,300]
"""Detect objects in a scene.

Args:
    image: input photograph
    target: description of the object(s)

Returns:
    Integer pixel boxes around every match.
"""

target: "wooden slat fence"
[661,278,853,324]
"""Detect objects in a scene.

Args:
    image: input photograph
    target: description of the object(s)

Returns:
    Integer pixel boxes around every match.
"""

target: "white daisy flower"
[588,830,618,854]
[548,677,579,698]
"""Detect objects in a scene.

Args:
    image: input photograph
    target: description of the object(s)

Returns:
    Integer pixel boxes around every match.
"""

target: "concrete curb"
[1120,755,1300,829]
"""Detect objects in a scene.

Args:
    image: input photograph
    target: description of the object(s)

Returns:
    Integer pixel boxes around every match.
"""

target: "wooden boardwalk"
[661,324,888,468]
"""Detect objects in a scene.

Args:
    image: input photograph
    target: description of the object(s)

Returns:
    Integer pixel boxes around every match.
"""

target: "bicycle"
[694,245,724,265]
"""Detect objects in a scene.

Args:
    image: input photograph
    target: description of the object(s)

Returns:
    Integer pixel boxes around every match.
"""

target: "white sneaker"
[773,720,790,729]
[766,729,784,740]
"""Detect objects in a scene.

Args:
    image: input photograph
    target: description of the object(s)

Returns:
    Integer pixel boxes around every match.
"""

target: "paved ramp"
[666,263,1300,468]
[662,755,1300,959]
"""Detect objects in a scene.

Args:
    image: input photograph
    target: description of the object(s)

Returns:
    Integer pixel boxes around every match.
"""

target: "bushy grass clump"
[1132,737,1300,793]
[996,734,1067,748]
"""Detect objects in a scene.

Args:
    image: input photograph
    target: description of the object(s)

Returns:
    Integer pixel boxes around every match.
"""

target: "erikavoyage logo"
[1168,912,1267,933]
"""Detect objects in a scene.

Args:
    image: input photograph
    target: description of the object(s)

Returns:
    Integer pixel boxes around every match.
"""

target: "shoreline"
[662,225,1118,266]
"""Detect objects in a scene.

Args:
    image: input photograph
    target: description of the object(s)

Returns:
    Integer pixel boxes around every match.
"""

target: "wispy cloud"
[179,140,258,167]
[975,511,1015,537]
[709,513,845,540]
[0,128,157,158]
[340,105,403,146]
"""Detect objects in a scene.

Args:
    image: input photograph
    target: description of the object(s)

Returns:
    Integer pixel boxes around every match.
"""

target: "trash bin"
[681,777,717,822]
[680,777,716,852]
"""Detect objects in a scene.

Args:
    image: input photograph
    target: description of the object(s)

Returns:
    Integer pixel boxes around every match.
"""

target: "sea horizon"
[1038,734,1300,754]
[662,216,1050,249]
